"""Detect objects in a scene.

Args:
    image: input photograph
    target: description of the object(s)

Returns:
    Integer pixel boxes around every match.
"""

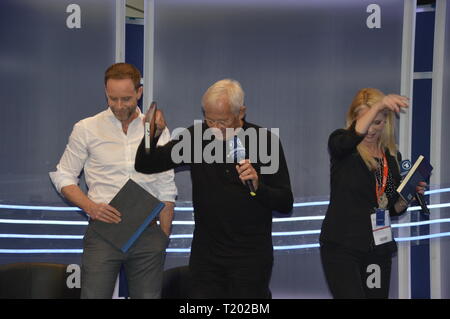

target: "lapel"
[357,154,378,204]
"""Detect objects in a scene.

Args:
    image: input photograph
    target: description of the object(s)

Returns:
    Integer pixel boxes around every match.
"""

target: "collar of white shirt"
[104,106,143,126]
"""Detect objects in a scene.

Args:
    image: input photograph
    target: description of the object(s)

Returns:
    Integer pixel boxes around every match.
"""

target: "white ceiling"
[126,0,144,19]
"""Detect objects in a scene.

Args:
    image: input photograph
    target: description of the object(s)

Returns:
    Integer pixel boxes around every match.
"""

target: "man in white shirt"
[49,63,177,298]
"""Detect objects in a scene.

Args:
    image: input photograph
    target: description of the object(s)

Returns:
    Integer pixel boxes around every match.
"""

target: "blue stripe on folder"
[121,202,165,253]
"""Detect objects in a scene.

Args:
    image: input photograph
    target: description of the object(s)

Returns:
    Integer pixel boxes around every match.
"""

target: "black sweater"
[319,123,407,253]
[135,121,293,261]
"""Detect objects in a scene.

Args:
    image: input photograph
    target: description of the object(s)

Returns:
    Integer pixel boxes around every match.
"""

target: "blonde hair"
[346,88,397,171]
[202,79,244,115]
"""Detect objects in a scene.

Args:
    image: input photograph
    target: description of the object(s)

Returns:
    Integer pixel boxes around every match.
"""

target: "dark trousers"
[320,243,392,299]
[189,255,273,299]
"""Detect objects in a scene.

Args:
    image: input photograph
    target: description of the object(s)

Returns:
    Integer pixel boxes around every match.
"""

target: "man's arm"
[256,140,294,214]
[135,125,196,174]
[236,132,293,214]
[150,127,177,237]
[50,121,121,224]
[61,185,121,223]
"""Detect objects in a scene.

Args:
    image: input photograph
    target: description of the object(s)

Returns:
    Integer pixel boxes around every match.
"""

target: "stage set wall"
[432,0,450,299]
[0,0,449,299]
[0,0,116,267]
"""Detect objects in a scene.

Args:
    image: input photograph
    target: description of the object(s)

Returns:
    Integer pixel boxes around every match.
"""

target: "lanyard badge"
[371,152,393,244]
[375,152,389,210]
[371,209,393,245]
[376,208,385,226]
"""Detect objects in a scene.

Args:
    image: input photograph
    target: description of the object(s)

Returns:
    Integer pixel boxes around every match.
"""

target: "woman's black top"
[320,123,407,254]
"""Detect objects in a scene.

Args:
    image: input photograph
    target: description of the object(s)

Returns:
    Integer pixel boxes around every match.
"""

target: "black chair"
[0,262,81,299]
[161,265,190,299]
[161,265,273,298]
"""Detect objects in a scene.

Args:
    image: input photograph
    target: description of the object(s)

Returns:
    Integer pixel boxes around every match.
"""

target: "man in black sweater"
[135,79,293,298]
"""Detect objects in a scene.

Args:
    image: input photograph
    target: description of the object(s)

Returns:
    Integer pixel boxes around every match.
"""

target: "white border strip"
[0,249,83,254]
[0,234,84,239]
[115,0,126,62]
[1,201,449,226]
[430,0,447,299]
[413,71,433,79]
[416,5,435,13]
[3,217,450,240]
[0,189,448,213]
[398,0,417,299]
[0,219,88,226]
[126,17,144,25]
[143,0,155,112]
[5,231,450,254]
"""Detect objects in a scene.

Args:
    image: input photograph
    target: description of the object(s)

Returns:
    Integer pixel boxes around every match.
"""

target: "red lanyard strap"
[375,152,388,201]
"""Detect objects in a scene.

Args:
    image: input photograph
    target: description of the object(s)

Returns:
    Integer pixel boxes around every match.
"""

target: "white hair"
[201,78,245,115]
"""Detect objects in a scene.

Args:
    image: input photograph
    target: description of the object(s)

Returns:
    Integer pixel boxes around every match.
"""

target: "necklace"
[375,152,389,209]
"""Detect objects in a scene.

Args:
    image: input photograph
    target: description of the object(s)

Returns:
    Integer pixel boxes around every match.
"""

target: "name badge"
[371,209,393,246]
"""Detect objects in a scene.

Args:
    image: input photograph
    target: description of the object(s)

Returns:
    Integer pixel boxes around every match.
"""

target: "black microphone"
[228,135,256,197]
[243,175,257,197]
[415,192,430,215]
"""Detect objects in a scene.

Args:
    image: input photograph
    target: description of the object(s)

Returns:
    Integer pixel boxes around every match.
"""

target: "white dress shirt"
[49,107,177,204]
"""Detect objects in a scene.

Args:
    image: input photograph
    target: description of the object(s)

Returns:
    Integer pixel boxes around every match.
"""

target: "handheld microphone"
[415,192,430,215]
[400,159,429,215]
[228,135,256,197]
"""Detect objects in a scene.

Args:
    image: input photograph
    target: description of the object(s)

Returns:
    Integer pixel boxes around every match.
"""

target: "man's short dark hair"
[104,63,141,91]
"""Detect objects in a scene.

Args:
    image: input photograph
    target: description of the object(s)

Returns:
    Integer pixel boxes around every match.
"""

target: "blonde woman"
[319,88,426,299]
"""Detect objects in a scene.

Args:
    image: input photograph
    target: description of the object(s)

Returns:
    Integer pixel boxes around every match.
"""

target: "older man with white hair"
[135,79,293,298]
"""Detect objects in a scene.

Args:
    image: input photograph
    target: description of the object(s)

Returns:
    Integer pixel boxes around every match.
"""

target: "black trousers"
[320,243,392,299]
[189,255,273,299]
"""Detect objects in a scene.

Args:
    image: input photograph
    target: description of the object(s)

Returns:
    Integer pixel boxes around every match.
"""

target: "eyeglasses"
[204,117,235,128]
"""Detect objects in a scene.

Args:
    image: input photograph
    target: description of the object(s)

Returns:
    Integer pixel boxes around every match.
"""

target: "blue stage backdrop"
[153,0,404,202]
[0,0,116,205]
[0,0,116,265]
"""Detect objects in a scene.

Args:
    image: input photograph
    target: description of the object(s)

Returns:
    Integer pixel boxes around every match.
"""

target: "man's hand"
[143,105,167,137]
[154,109,167,135]
[85,202,122,224]
[61,185,121,224]
[159,201,174,237]
[236,159,259,191]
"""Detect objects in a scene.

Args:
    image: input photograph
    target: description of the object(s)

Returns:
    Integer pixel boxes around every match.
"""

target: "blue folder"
[397,155,433,203]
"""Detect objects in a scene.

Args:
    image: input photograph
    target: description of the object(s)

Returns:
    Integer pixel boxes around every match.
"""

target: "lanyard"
[375,152,388,202]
